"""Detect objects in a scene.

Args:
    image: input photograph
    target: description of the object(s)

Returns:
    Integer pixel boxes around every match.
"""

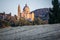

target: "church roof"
[23,4,29,10]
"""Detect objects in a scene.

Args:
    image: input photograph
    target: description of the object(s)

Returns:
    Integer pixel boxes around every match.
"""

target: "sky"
[0,0,52,16]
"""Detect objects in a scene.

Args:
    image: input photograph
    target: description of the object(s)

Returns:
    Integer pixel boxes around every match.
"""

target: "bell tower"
[18,4,21,20]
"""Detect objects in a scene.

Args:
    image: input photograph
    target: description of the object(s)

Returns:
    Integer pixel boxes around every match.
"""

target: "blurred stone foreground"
[0,24,60,40]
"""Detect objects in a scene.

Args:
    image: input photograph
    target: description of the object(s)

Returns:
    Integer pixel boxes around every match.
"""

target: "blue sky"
[0,0,52,16]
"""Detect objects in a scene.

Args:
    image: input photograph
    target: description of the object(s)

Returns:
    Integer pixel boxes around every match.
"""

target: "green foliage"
[49,0,60,24]
[18,17,44,26]
[33,17,44,25]
[18,18,32,26]
[3,21,10,26]
[0,17,47,27]
[0,19,10,28]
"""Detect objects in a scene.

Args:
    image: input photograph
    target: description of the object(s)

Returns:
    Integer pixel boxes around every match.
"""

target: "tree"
[37,17,44,25]
[49,0,60,24]
[33,17,44,25]
[19,18,32,26]
[0,19,10,28]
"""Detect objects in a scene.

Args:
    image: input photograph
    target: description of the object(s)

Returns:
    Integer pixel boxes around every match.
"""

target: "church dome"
[23,4,30,13]
[23,4,29,10]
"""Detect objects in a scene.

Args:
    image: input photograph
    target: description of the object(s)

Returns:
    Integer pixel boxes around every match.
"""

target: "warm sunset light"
[0,0,60,40]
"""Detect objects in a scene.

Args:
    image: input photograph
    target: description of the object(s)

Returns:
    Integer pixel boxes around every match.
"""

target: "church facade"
[17,4,34,21]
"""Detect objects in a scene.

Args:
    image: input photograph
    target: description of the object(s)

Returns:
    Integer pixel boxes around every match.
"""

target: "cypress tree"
[49,0,59,24]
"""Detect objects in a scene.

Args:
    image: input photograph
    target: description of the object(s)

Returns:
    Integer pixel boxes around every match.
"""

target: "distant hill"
[32,8,49,21]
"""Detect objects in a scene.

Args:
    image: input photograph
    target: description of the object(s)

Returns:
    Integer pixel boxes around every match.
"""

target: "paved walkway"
[0,24,60,40]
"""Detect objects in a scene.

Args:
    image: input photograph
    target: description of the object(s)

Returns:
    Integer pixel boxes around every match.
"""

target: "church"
[17,4,34,21]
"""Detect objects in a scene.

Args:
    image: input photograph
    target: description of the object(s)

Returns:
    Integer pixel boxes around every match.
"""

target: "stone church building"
[17,4,34,21]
